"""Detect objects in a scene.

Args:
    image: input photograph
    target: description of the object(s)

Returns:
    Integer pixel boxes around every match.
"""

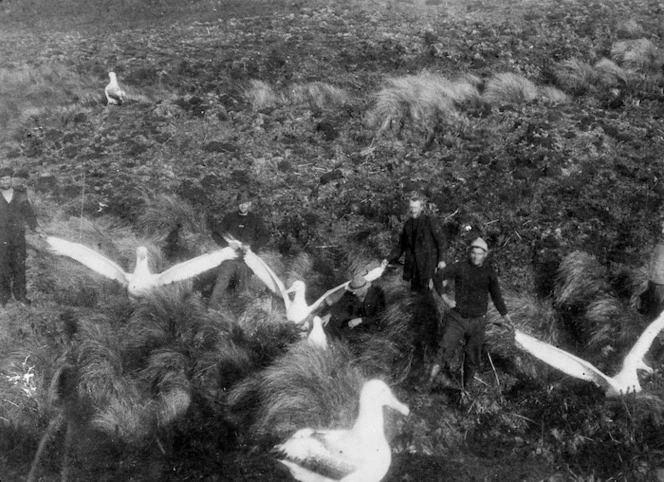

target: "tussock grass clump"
[616,19,645,39]
[611,38,664,73]
[226,340,367,445]
[0,64,102,142]
[594,58,629,87]
[554,251,611,311]
[245,79,282,110]
[482,72,539,105]
[289,81,350,110]
[365,73,465,135]
[551,59,600,95]
[537,85,570,105]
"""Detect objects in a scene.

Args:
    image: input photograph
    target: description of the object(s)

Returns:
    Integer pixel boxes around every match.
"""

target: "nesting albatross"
[514,309,664,397]
[46,236,238,299]
[275,379,409,482]
[105,72,127,105]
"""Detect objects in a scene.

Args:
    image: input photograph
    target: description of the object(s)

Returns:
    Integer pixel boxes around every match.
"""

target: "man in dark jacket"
[209,190,269,307]
[385,192,448,293]
[428,237,513,391]
[0,166,43,306]
[322,275,386,338]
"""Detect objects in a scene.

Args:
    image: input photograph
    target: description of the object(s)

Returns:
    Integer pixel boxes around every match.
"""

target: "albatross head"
[361,380,409,416]
[136,246,149,261]
[285,280,306,295]
[109,72,118,82]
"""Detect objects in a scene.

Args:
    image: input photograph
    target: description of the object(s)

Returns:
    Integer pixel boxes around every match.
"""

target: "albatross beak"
[638,360,654,374]
[387,396,410,416]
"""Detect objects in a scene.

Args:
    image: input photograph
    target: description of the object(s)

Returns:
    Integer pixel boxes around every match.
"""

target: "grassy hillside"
[2,0,664,480]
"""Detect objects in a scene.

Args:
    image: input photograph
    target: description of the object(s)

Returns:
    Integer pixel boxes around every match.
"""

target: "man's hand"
[348,317,363,329]
[494,314,515,330]
[441,294,456,309]
[437,261,446,271]
[34,227,46,239]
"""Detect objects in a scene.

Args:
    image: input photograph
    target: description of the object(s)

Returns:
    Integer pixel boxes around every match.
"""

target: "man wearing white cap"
[428,237,513,391]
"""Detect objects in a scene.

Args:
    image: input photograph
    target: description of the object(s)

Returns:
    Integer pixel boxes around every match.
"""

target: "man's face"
[12,177,26,189]
[238,201,252,215]
[408,200,424,219]
[0,176,12,190]
[469,247,487,266]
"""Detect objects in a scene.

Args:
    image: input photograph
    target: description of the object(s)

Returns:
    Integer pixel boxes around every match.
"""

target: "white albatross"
[275,379,409,482]
[514,309,664,397]
[307,316,328,350]
[46,236,237,299]
[243,247,388,326]
[105,72,127,105]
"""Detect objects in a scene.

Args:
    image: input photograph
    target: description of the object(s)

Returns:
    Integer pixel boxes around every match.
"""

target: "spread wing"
[243,249,289,301]
[514,330,613,389]
[363,260,388,282]
[156,247,238,286]
[308,281,351,314]
[46,236,130,285]
[625,309,664,365]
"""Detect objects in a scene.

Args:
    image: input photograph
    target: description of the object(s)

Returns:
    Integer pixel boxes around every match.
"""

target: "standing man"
[428,237,514,391]
[209,190,269,308]
[322,274,386,339]
[384,191,448,293]
[0,166,43,307]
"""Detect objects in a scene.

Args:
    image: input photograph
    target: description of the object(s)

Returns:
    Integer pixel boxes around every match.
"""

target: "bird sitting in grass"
[307,316,328,350]
[46,236,238,299]
[514,309,664,397]
[239,242,388,326]
[105,72,126,105]
[275,379,409,482]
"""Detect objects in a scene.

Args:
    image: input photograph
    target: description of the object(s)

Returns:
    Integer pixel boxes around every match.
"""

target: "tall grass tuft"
[365,73,464,135]
[611,39,664,73]
[482,72,539,105]
[554,251,611,311]
[226,340,367,445]
[594,58,629,87]
[289,81,350,110]
[0,64,101,141]
[538,85,571,105]
[551,59,600,95]
[245,79,282,110]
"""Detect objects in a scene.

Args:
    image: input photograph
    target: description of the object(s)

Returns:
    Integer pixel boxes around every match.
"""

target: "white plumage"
[275,379,409,482]
[515,309,664,397]
[307,316,328,350]
[105,72,126,105]
[243,248,388,326]
[46,236,237,299]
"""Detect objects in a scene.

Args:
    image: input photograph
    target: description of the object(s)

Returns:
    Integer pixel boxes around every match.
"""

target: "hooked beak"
[387,396,410,416]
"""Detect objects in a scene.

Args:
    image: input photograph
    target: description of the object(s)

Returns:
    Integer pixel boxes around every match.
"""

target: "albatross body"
[275,379,409,482]
[47,236,237,299]
[105,72,126,105]
[307,316,328,350]
[515,309,664,397]
[243,248,388,326]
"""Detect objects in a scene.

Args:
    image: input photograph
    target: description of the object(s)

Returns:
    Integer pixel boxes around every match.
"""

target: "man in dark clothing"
[385,192,448,293]
[428,237,513,390]
[0,167,43,306]
[209,190,269,307]
[322,275,386,338]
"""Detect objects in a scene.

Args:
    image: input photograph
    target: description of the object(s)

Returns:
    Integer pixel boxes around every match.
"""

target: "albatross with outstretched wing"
[275,379,409,482]
[514,309,664,397]
[242,247,388,325]
[47,236,237,299]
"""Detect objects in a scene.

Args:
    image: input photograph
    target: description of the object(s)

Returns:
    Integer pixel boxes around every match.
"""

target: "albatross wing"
[46,236,130,285]
[623,309,664,369]
[156,246,238,286]
[514,330,613,390]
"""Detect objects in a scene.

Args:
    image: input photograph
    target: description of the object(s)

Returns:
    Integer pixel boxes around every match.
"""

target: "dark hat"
[348,274,368,291]
[13,168,29,179]
[0,167,14,178]
[236,190,254,204]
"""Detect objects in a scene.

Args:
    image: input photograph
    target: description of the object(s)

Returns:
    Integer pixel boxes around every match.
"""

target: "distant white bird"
[275,379,409,482]
[242,247,388,326]
[105,72,126,105]
[307,316,328,350]
[514,310,664,397]
[47,236,237,299]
